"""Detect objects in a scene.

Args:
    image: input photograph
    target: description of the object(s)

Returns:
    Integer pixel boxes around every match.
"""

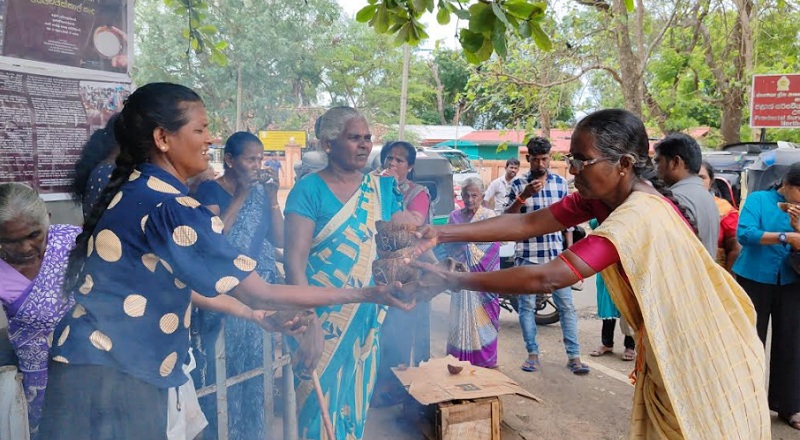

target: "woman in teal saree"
[284,107,402,440]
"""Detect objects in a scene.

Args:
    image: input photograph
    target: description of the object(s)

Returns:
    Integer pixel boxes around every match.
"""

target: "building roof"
[403,125,475,145]
[463,129,573,153]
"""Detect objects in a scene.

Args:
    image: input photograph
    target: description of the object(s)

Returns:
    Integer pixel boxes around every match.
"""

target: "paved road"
[366,277,797,439]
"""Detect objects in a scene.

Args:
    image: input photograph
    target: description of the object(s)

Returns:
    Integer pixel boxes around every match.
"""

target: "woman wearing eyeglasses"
[410,109,770,439]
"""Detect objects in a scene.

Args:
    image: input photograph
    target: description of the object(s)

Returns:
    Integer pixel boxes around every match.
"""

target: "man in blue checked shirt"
[504,137,589,375]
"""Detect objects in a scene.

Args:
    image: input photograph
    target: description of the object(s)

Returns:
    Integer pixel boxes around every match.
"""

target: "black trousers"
[737,275,800,417]
[39,362,168,440]
[601,319,635,350]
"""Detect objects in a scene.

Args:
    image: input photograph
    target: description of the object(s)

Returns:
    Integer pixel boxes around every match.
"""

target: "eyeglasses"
[565,154,610,172]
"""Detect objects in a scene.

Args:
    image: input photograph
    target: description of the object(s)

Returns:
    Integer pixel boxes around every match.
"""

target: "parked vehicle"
[702,142,778,206]
[745,143,800,194]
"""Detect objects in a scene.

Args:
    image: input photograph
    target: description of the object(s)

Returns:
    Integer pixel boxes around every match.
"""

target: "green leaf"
[198,24,217,34]
[496,141,509,153]
[452,6,470,20]
[369,4,391,34]
[464,50,480,65]
[356,5,378,23]
[468,2,495,33]
[214,40,228,50]
[624,0,634,12]
[491,22,507,58]
[181,28,190,39]
[530,21,552,51]
[436,7,451,25]
[413,0,427,14]
[491,2,512,28]
[505,0,536,19]
[459,28,485,53]
[518,21,532,38]
[474,37,494,62]
[210,49,227,66]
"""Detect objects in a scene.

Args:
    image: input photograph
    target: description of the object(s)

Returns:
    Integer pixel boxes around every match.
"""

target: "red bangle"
[516,195,526,205]
[559,254,584,282]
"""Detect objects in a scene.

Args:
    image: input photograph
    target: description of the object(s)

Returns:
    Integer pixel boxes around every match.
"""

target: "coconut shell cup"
[376,246,416,260]
[372,258,419,286]
[375,220,418,252]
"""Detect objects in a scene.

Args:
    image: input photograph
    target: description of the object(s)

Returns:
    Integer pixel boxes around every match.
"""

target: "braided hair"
[71,113,120,207]
[64,83,203,294]
[574,109,699,234]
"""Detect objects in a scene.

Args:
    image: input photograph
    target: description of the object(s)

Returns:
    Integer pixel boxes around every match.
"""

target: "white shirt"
[484,175,513,213]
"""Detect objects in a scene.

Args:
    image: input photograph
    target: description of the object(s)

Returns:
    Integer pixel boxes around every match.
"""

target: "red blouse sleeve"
[720,210,739,242]
[406,190,431,223]
[550,192,612,227]
[569,235,620,272]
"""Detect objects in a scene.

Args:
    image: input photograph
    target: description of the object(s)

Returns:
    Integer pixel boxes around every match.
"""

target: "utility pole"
[398,44,410,140]
[235,63,243,131]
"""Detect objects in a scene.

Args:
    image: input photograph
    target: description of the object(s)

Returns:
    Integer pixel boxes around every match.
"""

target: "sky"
[336,0,463,51]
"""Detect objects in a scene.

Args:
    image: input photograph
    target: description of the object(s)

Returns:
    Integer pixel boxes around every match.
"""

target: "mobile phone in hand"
[528,168,546,182]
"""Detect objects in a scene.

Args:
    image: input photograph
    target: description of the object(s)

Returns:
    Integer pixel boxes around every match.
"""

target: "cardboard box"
[392,356,540,439]
[436,397,501,440]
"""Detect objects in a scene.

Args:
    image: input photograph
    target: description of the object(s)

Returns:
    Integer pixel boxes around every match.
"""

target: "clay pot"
[372,258,419,286]
[375,220,417,252]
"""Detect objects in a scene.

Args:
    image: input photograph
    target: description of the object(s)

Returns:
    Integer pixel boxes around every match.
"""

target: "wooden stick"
[312,370,336,440]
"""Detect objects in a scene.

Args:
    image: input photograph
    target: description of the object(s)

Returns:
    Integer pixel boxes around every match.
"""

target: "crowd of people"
[1,81,799,440]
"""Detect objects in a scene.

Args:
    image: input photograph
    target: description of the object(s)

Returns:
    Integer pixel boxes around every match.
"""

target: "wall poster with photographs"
[2,0,129,73]
[0,69,130,195]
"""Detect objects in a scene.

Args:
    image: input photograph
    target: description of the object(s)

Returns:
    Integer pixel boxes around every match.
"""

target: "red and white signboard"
[750,74,800,128]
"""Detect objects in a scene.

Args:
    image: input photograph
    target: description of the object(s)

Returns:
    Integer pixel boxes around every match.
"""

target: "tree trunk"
[612,0,644,117]
[539,107,551,140]
[430,62,447,125]
[720,95,744,145]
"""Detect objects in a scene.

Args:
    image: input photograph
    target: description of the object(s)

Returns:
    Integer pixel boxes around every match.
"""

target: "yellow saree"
[591,191,770,440]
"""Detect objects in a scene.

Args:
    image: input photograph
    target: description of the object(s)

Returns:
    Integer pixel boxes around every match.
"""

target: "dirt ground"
[364,282,798,440]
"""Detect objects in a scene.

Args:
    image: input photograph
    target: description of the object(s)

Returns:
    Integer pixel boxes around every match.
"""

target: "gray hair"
[315,106,365,143]
[461,177,485,193]
[0,183,49,228]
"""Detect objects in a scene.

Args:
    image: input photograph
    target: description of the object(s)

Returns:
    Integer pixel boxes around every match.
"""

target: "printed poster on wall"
[0,69,130,194]
[2,0,128,73]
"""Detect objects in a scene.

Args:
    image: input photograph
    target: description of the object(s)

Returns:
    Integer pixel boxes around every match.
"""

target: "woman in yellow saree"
[411,109,771,439]
[284,107,402,440]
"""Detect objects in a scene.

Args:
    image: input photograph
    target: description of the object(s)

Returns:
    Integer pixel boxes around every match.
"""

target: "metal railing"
[195,326,298,440]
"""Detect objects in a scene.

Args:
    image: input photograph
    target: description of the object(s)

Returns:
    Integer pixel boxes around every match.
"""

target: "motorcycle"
[497,226,587,326]
[499,294,560,325]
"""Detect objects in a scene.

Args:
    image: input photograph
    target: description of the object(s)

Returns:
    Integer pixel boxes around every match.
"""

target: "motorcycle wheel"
[534,296,560,326]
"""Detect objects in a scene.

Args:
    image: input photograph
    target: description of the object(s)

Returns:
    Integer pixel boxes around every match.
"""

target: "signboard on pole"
[750,74,800,128]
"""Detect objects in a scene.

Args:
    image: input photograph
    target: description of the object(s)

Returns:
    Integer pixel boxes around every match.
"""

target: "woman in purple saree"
[445,178,501,368]
[0,183,80,437]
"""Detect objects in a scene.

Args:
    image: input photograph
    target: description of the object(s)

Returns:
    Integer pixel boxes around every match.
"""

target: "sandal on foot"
[567,361,590,375]
[621,348,636,361]
[781,413,800,431]
[590,345,613,357]
[520,359,540,372]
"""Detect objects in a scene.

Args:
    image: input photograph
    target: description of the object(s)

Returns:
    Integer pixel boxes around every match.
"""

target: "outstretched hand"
[293,317,324,380]
[363,282,417,311]
[414,225,439,256]
[252,310,310,335]
[404,259,457,303]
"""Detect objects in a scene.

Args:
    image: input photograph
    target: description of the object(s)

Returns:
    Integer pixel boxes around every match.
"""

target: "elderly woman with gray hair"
[284,106,404,439]
[0,183,81,436]
[444,177,501,367]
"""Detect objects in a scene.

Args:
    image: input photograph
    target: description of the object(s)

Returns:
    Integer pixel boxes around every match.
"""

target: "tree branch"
[481,64,622,89]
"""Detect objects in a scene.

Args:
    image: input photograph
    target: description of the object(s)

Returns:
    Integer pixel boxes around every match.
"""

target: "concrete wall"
[478,159,571,185]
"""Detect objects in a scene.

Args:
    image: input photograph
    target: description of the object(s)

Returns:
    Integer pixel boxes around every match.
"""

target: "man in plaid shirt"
[504,137,589,375]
